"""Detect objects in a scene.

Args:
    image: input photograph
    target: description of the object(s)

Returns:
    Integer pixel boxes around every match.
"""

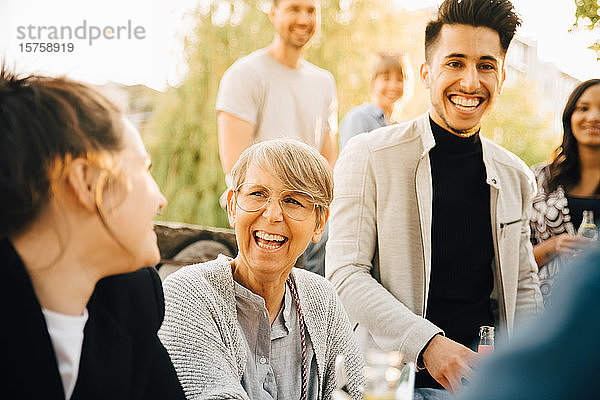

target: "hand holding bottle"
[577,210,598,241]
[554,234,593,256]
[422,335,479,395]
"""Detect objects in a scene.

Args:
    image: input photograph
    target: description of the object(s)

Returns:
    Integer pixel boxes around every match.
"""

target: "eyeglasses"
[234,183,318,221]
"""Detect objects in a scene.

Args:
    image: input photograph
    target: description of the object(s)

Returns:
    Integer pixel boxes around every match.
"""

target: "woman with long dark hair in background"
[530,78,600,305]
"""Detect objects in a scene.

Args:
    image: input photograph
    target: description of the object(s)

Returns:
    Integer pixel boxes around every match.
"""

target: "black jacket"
[0,239,185,400]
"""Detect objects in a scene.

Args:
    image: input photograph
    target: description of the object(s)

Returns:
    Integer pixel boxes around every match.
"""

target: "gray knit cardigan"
[158,255,365,400]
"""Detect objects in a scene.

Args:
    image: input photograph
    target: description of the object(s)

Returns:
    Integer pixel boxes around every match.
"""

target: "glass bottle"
[577,210,598,241]
[478,326,495,354]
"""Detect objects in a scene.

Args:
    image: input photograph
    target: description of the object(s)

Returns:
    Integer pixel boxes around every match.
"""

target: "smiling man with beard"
[326,1,543,399]
[216,0,337,275]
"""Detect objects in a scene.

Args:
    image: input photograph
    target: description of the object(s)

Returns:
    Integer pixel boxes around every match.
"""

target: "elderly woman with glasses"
[159,139,364,400]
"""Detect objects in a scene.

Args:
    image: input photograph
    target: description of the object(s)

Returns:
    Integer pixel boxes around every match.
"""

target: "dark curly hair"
[425,0,521,62]
[0,66,124,238]
[544,79,600,195]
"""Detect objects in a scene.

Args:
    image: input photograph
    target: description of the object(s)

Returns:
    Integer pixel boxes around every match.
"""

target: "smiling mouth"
[291,26,312,37]
[253,230,288,250]
[583,125,600,134]
[449,95,483,112]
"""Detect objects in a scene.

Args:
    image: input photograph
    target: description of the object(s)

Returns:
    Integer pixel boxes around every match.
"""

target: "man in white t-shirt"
[216,0,337,275]
[216,0,337,174]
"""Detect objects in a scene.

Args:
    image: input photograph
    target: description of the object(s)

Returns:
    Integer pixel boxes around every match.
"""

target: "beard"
[430,96,487,137]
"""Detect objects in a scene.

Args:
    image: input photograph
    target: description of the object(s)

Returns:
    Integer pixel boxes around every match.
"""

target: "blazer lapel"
[71,297,132,400]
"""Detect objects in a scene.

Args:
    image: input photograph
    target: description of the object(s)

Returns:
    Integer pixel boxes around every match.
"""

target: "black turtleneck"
[416,119,495,389]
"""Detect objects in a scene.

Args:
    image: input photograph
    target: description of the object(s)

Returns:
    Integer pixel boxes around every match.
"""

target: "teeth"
[292,27,310,34]
[583,125,600,133]
[256,241,281,250]
[450,95,480,108]
[255,231,286,242]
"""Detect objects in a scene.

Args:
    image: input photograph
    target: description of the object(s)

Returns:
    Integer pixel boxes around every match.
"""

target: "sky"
[0,0,198,90]
[405,0,600,81]
[0,0,598,90]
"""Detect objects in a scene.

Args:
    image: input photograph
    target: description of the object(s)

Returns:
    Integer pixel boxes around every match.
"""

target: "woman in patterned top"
[530,79,600,305]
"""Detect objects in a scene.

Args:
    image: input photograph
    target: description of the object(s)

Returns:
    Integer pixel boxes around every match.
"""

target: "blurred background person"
[339,51,407,150]
[530,78,600,305]
[159,140,364,400]
[216,0,337,175]
[0,68,184,399]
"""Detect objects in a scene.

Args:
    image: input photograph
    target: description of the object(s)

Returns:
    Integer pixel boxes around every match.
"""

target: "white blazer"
[326,112,543,365]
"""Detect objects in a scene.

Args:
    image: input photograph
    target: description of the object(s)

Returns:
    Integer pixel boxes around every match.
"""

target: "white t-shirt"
[216,48,338,151]
[42,307,89,399]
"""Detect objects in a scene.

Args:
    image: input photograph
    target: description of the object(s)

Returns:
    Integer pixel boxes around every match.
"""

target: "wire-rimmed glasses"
[234,183,318,221]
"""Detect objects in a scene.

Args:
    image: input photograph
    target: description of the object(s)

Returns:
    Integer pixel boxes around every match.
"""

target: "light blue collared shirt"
[234,281,318,400]
[339,102,388,149]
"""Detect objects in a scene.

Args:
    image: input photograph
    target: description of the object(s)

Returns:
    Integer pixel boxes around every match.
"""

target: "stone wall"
[154,221,237,280]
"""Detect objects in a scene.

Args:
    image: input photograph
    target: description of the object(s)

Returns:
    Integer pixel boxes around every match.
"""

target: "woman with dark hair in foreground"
[0,68,185,399]
[529,79,600,306]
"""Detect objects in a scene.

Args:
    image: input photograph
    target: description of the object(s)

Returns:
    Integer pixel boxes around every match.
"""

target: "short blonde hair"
[230,139,333,224]
[370,52,405,84]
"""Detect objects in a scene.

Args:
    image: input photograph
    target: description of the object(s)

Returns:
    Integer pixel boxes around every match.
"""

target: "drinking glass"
[363,351,414,400]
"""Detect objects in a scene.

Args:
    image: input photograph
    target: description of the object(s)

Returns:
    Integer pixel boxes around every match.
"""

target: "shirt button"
[259,357,267,365]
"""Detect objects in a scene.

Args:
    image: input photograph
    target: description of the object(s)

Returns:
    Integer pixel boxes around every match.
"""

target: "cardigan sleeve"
[142,267,187,399]
[159,267,250,400]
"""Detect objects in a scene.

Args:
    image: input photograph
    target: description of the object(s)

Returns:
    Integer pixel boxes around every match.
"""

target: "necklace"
[286,276,307,400]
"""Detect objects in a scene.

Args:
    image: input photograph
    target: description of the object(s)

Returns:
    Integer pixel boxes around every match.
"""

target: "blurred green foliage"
[482,79,560,167]
[574,0,600,58]
[147,0,562,227]
[147,0,273,228]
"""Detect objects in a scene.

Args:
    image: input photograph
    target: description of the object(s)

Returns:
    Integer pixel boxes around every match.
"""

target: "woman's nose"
[261,196,284,222]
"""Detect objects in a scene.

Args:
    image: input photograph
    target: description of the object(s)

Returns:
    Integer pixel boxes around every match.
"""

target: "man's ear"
[498,68,506,95]
[268,4,276,23]
[420,62,431,89]
[312,209,329,243]
[227,188,237,228]
[66,158,100,213]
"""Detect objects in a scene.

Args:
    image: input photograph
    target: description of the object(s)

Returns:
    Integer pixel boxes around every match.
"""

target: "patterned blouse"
[529,163,576,306]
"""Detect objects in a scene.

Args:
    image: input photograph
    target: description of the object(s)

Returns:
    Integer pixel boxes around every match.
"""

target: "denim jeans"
[413,388,454,400]
[302,223,328,276]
